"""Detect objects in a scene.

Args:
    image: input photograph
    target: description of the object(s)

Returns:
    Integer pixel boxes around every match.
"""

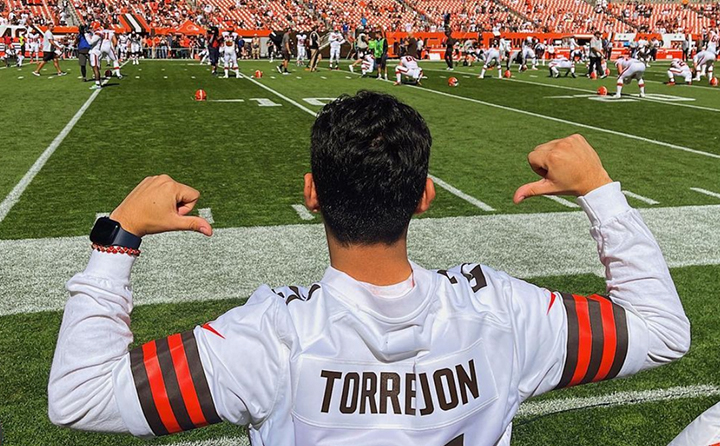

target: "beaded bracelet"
[92,243,141,257]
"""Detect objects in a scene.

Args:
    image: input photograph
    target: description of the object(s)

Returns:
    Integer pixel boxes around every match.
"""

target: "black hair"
[310,91,431,246]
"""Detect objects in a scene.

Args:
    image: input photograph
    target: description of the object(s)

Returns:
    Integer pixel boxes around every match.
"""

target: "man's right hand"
[109,175,213,238]
[513,134,613,204]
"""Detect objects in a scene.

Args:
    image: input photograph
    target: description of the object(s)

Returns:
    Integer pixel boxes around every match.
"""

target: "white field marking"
[530,75,538,78]
[517,385,720,418]
[163,76,168,79]
[543,195,580,208]
[199,208,214,224]
[0,61,128,225]
[321,76,327,79]
[428,174,495,211]
[18,76,23,79]
[302,97,336,106]
[249,98,281,107]
[241,73,317,115]
[208,99,245,103]
[501,76,720,113]
[401,80,720,160]
[3,204,720,316]
[291,204,315,220]
[270,76,276,79]
[94,212,110,221]
[0,86,102,223]
[297,76,302,79]
[623,190,659,205]
[0,66,6,70]
[191,76,196,79]
[690,187,720,200]
[162,384,720,446]
[135,76,140,79]
[345,76,351,79]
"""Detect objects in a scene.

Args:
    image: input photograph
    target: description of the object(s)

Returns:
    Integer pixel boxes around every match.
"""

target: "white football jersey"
[297,33,306,47]
[48,184,689,446]
[329,31,344,48]
[100,29,115,43]
[399,55,419,70]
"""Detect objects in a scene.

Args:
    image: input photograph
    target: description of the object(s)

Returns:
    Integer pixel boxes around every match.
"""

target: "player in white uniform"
[522,46,537,70]
[549,55,576,78]
[296,32,307,65]
[394,55,423,85]
[86,29,104,89]
[27,30,41,62]
[360,53,375,76]
[117,34,129,62]
[479,46,501,78]
[328,29,345,70]
[667,58,692,85]
[221,30,240,78]
[47,93,689,446]
[615,56,646,98]
[98,24,122,79]
[129,33,142,65]
[693,31,718,82]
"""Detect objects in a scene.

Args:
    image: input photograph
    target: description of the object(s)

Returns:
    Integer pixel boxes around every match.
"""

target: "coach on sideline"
[48,92,689,445]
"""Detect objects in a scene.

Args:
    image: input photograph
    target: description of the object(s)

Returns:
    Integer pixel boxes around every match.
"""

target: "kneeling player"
[615,56,646,98]
[360,53,375,76]
[667,58,692,85]
[693,49,715,82]
[479,47,501,78]
[549,56,575,78]
[394,55,423,85]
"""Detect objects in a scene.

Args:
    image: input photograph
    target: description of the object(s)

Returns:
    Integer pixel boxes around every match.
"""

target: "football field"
[0,57,719,445]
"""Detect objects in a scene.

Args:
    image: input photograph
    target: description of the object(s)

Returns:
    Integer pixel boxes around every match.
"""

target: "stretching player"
[86,27,103,89]
[549,56,576,78]
[479,45,501,78]
[328,28,344,70]
[615,56,646,98]
[97,23,122,79]
[394,55,423,86]
[359,53,375,76]
[667,58,692,85]
[117,33,129,62]
[221,29,240,78]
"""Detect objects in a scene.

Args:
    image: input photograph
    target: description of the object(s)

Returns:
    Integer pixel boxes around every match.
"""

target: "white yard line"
[94,212,110,221]
[403,82,720,160]
[2,204,719,316]
[543,195,580,208]
[501,76,720,113]
[162,384,720,446]
[199,208,214,224]
[690,187,720,200]
[623,190,659,205]
[241,74,493,211]
[517,384,720,418]
[0,61,128,225]
[291,204,315,220]
[428,174,495,211]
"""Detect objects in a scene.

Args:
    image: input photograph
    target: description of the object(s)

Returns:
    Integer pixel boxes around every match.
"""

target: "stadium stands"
[1,0,718,34]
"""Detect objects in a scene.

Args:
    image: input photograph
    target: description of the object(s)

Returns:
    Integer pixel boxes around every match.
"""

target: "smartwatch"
[90,217,142,250]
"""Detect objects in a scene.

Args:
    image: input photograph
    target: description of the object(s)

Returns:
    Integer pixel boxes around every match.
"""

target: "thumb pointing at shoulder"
[513,179,557,204]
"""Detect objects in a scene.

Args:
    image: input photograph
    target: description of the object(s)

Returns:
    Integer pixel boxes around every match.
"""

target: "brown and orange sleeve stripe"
[129,330,222,436]
[554,293,629,389]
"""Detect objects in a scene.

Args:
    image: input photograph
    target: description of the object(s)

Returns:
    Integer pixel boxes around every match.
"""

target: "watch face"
[90,217,120,245]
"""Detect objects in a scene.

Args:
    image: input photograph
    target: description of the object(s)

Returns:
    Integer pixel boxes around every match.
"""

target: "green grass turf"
[0,59,719,445]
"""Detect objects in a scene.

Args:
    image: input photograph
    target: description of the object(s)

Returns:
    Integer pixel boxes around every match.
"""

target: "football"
[597,86,608,96]
[503,70,512,78]
[590,72,597,79]
[448,77,459,87]
[194,89,207,101]
[254,70,264,78]
[711,77,718,86]
[605,68,611,76]
[104,69,112,78]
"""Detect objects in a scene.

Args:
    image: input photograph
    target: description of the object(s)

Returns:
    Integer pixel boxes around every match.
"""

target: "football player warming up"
[48,92,689,446]
[549,55,576,78]
[615,55,646,98]
[394,55,423,85]
[222,29,240,78]
[667,58,692,85]
[98,22,123,79]
[478,43,502,79]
